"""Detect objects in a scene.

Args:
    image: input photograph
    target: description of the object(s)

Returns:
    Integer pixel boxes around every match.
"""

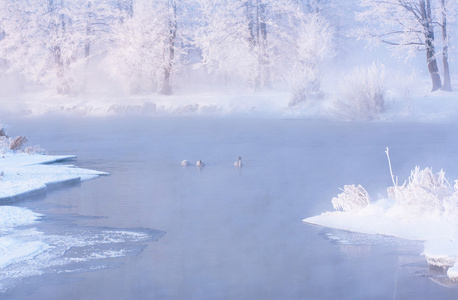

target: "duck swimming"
[234,156,242,167]
[181,160,190,166]
[196,160,205,167]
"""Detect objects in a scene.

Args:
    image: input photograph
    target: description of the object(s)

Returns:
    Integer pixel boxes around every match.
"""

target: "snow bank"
[0,153,108,202]
[2,83,458,121]
[0,87,291,117]
[304,159,458,280]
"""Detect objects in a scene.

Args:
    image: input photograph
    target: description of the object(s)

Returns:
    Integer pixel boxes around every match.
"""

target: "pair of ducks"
[181,157,242,168]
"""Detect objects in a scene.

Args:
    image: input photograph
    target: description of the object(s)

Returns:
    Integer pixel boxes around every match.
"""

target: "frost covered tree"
[246,0,272,88]
[105,0,184,95]
[79,1,119,92]
[356,0,445,92]
[110,0,134,22]
[0,0,105,95]
[193,0,258,86]
[195,0,308,89]
[161,0,178,95]
[289,13,335,106]
[300,0,334,14]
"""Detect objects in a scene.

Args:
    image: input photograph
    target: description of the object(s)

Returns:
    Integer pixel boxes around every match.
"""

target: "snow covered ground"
[0,153,107,201]
[2,83,458,122]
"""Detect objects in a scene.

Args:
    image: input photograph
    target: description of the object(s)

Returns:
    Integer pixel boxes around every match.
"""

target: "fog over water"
[2,116,458,299]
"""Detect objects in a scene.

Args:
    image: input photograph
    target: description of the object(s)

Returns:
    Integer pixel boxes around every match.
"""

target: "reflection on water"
[319,227,458,288]
[3,116,458,299]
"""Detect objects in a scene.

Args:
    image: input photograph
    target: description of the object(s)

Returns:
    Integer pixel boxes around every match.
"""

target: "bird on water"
[234,156,242,167]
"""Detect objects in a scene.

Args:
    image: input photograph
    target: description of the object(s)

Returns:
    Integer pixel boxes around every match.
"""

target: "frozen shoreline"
[304,172,458,281]
[0,153,108,203]
[0,153,116,293]
[2,86,458,122]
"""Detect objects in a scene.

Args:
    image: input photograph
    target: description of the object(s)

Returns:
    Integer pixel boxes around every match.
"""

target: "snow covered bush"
[386,166,458,219]
[393,68,421,114]
[288,66,322,107]
[387,167,451,214]
[334,63,386,120]
[9,136,28,151]
[0,124,45,154]
[442,181,458,220]
[332,184,370,212]
[330,149,458,220]
[23,145,47,155]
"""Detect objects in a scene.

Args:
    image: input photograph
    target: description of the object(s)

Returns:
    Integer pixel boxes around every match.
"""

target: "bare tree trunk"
[421,0,442,92]
[160,0,177,95]
[440,0,452,91]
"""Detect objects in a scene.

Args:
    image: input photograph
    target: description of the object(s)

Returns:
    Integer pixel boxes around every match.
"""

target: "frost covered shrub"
[332,184,370,212]
[0,123,45,154]
[393,68,421,114]
[0,136,9,152]
[331,149,458,221]
[387,167,455,216]
[9,136,28,151]
[23,145,47,155]
[288,66,322,107]
[443,185,458,220]
[336,63,386,120]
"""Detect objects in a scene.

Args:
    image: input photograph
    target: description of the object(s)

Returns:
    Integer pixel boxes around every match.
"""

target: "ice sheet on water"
[0,235,50,269]
[318,228,422,248]
[0,206,42,230]
[0,153,108,202]
[0,209,164,293]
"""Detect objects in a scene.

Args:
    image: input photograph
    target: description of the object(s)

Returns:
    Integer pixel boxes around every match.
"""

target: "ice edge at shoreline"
[0,153,108,204]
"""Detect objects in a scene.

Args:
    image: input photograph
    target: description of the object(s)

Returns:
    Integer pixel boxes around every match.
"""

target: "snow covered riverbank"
[0,153,108,202]
[0,152,107,270]
[0,152,162,294]
[304,158,458,281]
[2,85,458,122]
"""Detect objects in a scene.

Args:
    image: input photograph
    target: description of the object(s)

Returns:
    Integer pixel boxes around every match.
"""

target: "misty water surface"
[2,116,458,299]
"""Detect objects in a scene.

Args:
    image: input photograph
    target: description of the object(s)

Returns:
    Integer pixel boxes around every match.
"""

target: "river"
[2,116,458,299]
